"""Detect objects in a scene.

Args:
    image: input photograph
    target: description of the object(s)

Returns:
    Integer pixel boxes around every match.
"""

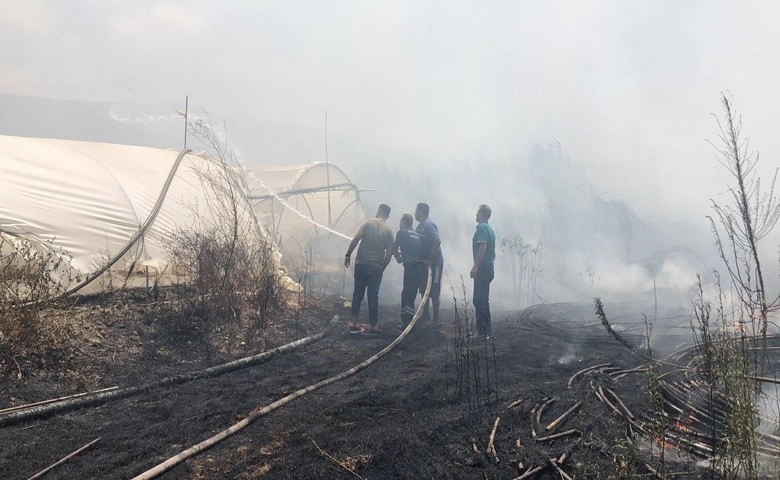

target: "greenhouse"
[0,135,365,295]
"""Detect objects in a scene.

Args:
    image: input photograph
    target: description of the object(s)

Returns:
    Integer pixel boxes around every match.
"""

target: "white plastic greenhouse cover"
[247,163,367,266]
[0,134,277,294]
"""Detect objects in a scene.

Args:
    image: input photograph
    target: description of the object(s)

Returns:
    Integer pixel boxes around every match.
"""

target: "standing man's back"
[355,218,394,269]
[415,202,443,322]
[345,204,394,333]
[393,213,425,328]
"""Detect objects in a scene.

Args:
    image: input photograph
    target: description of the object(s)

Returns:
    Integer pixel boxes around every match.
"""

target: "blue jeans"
[473,263,494,336]
[351,263,384,326]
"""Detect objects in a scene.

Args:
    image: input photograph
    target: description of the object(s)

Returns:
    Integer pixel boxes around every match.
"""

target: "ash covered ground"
[0,290,737,479]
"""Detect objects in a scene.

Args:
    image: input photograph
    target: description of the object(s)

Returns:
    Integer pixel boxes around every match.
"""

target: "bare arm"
[383,232,395,270]
[427,238,441,265]
[382,247,394,271]
[470,243,487,278]
[344,232,362,267]
[393,243,402,263]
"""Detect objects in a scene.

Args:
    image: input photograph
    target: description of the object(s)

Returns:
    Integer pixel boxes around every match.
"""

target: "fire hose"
[133,267,433,480]
[0,318,336,428]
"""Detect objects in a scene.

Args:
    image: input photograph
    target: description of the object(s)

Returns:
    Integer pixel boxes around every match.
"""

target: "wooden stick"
[310,437,364,480]
[598,386,622,416]
[645,462,662,478]
[548,458,574,480]
[605,388,635,419]
[486,416,501,463]
[536,398,555,425]
[27,437,101,480]
[630,418,647,435]
[507,398,524,409]
[514,465,544,479]
[593,386,604,402]
[760,432,780,443]
[545,401,582,432]
[536,429,579,442]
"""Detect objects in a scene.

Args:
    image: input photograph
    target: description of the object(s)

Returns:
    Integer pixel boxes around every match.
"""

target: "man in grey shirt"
[345,204,394,333]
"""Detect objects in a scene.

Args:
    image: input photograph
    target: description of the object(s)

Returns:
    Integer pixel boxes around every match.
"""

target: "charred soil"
[1,289,713,479]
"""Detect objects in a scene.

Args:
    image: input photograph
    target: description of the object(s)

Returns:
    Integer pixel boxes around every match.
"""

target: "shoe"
[472,333,488,342]
[368,325,382,333]
[396,322,407,330]
[349,324,364,334]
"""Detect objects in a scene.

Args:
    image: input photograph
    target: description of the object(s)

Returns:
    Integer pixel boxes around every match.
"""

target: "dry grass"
[0,236,79,363]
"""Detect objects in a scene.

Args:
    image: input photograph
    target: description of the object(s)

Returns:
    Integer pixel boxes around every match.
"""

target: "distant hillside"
[0,95,328,166]
[0,94,182,149]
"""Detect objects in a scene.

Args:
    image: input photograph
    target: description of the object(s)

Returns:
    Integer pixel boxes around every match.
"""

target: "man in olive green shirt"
[345,204,394,333]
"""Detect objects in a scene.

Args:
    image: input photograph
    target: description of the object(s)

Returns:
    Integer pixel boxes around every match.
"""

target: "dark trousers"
[351,263,384,326]
[401,262,426,325]
[473,263,494,336]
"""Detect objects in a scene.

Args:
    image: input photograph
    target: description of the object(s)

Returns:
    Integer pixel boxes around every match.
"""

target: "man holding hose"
[345,203,394,334]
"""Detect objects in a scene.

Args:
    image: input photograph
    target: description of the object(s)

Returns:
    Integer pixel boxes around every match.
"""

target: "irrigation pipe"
[0,387,119,415]
[58,148,192,298]
[753,375,780,385]
[10,148,191,308]
[0,318,336,428]
[567,363,612,387]
[535,398,555,425]
[245,169,351,241]
[133,267,433,480]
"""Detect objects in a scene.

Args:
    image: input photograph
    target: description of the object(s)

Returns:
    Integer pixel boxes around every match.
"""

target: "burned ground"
[0,290,720,479]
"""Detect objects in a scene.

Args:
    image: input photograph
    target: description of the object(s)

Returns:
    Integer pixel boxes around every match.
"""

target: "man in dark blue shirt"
[415,203,444,323]
[470,204,496,340]
[392,213,425,328]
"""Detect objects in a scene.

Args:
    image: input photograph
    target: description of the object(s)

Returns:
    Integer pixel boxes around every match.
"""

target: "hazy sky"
[2,0,780,224]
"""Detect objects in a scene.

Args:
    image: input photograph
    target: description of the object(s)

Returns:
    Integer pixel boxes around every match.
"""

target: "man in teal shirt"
[470,204,496,340]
